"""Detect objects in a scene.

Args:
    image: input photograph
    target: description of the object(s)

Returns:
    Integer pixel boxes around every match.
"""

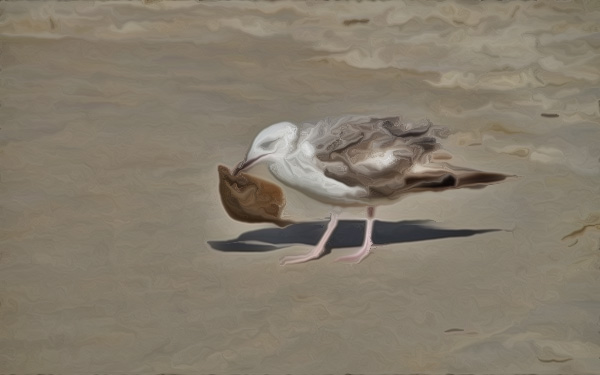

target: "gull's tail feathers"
[402,164,516,194]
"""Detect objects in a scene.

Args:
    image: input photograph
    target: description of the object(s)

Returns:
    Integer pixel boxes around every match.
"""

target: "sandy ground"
[1,1,600,373]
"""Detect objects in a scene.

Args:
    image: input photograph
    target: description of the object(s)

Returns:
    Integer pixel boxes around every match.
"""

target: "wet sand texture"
[1,1,600,374]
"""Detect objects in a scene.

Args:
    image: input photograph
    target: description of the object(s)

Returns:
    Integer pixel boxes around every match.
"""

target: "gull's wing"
[304,116,509,201]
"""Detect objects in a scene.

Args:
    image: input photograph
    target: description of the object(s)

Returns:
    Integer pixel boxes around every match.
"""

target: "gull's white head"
[234,121,298,174]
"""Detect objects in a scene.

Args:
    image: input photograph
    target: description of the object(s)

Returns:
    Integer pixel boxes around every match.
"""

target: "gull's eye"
[260,139,277,150]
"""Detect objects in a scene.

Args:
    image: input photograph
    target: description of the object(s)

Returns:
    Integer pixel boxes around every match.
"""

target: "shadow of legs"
[208,220,502,253]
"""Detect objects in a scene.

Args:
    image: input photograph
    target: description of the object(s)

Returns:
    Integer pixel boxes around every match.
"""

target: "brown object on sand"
[218,165,294,227]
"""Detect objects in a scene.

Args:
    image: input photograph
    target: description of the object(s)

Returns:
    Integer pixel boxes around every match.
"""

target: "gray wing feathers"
[303,116,507,200]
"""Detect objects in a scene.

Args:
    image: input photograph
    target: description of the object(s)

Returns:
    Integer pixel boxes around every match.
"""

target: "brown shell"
[218,165,294,227]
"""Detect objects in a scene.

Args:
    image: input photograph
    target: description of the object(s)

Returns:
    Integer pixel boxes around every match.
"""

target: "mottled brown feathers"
[305,116,511,201]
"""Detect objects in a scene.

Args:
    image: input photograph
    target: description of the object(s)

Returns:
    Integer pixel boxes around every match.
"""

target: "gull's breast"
[269,143,369,205]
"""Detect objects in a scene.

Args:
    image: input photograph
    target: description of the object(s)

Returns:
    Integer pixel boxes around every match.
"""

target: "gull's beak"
[233,153,271,175]
[233,158,248,175]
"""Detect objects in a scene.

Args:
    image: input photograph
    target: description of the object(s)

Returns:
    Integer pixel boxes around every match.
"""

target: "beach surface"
[1,1,599,373]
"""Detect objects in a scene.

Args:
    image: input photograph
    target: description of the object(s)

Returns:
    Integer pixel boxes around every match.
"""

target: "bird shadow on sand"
[207,220,505,255]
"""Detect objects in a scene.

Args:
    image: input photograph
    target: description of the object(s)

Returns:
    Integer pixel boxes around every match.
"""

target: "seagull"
[234,115,511,265]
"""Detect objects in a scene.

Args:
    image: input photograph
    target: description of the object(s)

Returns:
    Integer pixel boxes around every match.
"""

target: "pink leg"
[279,212,340,265]
[336,207,375,263]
